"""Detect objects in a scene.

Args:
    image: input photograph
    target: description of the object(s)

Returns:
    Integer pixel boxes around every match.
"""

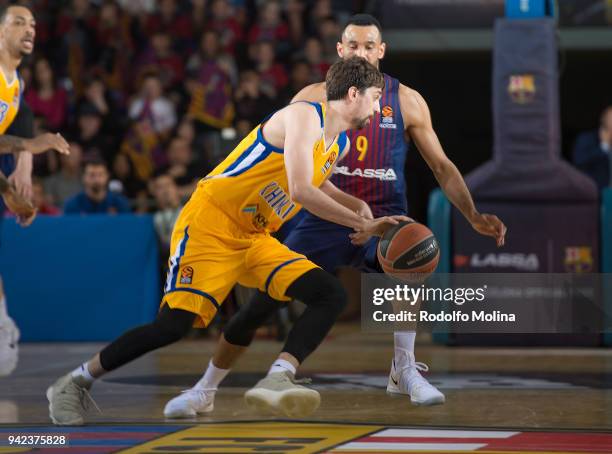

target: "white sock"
[394,331,416,365]
[195,360,229,390]
[268,359,296,376]
[71,362,96,386]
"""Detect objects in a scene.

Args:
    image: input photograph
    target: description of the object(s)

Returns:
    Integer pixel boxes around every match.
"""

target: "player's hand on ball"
[2,189,37,227]
[350,215,413,245]
[24,133,70,155]
[470,213,507,247]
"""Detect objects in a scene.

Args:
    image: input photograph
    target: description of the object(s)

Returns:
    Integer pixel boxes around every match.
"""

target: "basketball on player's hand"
[377,220,440,280]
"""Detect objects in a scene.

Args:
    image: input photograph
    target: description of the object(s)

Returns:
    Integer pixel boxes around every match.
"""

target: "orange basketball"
[377,220,440,278]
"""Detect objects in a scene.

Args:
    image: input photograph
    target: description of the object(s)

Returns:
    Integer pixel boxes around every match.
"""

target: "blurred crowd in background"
[8,0,356,244]
[5,0,612,251]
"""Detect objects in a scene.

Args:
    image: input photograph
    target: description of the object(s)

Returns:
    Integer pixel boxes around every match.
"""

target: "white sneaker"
[0,316,19,377]
[387,356,445,406]
[163,388,216,418]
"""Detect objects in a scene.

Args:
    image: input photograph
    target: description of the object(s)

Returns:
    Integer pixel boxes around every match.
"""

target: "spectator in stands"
[151,173,182,251]
[233,70,276,132]
[78,76,124,139]
[286,0,306,47]
[248,0,290,56]
[191,0,208,38]
[31,178,61,216]
[278,60,312,105]
[207,0,243,55]
[303,36,329,82]
[307,0,333,34]
[159,137,202,198]
[129,73,177,136]
[110,153,147,201]
[64,160,131,214]
[72,103,116,164]
[117,0,155,15]
[91,1,133,94]
[44,141,84,208]
[119,119,166,183]
[318,15,341,63]
[185,31,235,133]
[573,105,612,190]
[25,57,68,131]
[254,41,288,96]
[145,0,193,52]
[186,29,237,85]
[135,32,184,91]
[55,0,97,95]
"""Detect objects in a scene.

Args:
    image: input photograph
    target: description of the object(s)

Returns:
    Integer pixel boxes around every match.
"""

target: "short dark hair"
[84,158,108,172]
[0,3,30,24]
[325,56,384,101]
[343,14,383,38]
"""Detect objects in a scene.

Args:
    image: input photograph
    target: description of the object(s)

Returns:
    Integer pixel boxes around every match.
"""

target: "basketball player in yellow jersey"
[47,57,408,425]
[0,4,70,377]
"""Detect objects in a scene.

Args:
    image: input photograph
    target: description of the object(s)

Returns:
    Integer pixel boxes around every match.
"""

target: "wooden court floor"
[1,324,612,453]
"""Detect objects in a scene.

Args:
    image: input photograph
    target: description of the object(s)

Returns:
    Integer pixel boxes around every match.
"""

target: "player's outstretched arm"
[401,85,506,247]
[0,171,36,227]
[0,132,70,155]
[290,82,327,103]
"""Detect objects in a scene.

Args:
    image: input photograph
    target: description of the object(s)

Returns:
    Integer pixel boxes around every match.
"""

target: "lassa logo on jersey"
[380,105,397,129]
[334,166,398,181]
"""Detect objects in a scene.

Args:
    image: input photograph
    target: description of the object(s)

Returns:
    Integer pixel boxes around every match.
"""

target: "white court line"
[372,429,519,438]
[334,442,487,451]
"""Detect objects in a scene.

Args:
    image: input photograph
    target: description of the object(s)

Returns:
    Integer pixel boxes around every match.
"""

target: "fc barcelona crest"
[508,74,536,104]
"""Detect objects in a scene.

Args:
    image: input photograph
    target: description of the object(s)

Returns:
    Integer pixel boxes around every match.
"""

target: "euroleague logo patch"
[180,266,194,285]
[380,105,397,129]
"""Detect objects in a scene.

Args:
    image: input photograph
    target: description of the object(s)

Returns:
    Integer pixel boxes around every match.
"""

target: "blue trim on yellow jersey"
[265,257,306,293]
[219,101,326,178]
[337,132,348,158]
[165,288,220,310]
[168,227,189,292]
[220,142,273,178]
[222,140,259,174]
[256,126,283,153]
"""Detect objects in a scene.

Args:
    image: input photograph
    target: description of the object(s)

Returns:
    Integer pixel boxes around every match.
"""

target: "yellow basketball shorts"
[161,194,319,327]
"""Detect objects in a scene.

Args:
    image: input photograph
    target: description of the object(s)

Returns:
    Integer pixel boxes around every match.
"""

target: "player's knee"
[153,306,194,344]
[322,274,348,317]
[224,291,282,346]
[289,268,348,316]
[223,310,255,346]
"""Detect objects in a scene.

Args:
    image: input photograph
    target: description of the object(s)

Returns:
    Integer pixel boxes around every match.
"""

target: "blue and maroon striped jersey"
[331,73,409,217]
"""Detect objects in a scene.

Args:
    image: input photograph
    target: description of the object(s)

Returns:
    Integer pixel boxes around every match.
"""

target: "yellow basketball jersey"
[0,69,21,134]
[201,102,348,233]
